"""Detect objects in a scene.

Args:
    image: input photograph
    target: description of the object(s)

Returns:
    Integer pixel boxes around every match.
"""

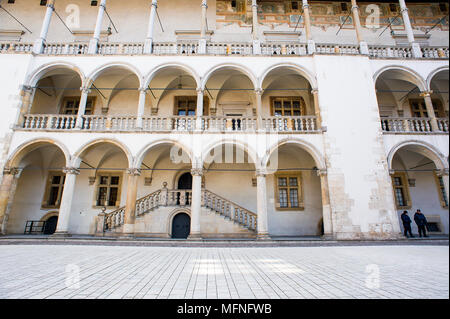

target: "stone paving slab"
[0,244,448,299]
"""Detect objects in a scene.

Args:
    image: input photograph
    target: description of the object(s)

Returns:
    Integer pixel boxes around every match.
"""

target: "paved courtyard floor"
[0,244,448,299]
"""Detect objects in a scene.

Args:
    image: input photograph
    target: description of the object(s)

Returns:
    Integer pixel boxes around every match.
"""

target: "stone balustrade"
[262,116,319,132]
[202,116,258,132]
[437,118,449,132]
[380,117,443,133]
[1,41,448,59]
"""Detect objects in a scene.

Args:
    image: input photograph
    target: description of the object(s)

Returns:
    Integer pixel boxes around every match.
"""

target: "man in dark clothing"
[414,209,428,238]
[401,211,414,238]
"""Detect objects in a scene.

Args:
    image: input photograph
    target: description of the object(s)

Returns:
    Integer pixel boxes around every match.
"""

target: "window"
[409,99,445,118]
[42,172,65,208]
[95,174,122,207]
[271,97,306,116]
[275,173,304,210]
[61,97,95,115]
[174,96,209,116]
[391,173,411,209]
[434,172,449,208]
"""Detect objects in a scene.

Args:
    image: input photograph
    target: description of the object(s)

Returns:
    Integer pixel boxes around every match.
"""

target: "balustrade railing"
[22,114,77,130]
[135,190,161,217]
[381,117,433,133]
[368,45,413,58]
[152,42,177,54]
[142,116,197,131]
[81,115,137,131]
[263,116,318,132]
[437,118,449,132]
[316,43,360,54]
[0,42,33,53]
[202,190,257,231]
[98,42,144,55]
[261,43,307,56]
[43,42,89,55]
[203,116,257,132]
[421,47,449,59]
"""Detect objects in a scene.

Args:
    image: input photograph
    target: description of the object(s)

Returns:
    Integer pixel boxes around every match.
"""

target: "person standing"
[414,209,428,238]
[401,211,414,238]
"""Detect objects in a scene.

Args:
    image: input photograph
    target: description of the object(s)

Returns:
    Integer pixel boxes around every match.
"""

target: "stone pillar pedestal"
[188,168,203,240]
[52,167,80,237]
[121,168,141,238]
[256,170,270,240]
[0,168,20,235]
[317,169,334,239]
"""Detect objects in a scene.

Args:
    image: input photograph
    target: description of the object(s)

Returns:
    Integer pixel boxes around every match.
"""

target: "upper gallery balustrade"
[0,0,448,59]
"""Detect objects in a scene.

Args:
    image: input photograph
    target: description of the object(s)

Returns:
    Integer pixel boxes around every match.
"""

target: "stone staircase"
[100,188,257,234]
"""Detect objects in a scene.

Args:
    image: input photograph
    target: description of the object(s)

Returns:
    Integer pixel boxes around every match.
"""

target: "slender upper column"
[75,87,91,129]
[398,0,422,58]
[302,0,315,54]
[252,0,261,54]
[33,0,56,54]
[122,168,141,236]
[311,89,322,129]
[256,169,270,240]
[198,0,208,54]
[189,168,203,239]
[317,169,333,238]
[88,0,107,54]
[350,0,369,55]
[136,88,147,129]
[0,168,20,235]
[144,0,158,54]
[196,89,204,131]
[420,91,439,131]
[53,167,80,237]
[255,89,263,131]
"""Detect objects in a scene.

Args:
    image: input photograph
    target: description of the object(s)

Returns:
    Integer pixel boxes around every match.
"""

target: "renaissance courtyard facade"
[0,0,448,240]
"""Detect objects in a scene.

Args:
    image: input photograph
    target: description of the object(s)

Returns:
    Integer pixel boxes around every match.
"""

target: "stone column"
[350,0,369,55]
[196,88,204,131]
[75,87,91,129]
[302,0,315,54]
[53,167,80,237]
[317,169,333,238]
[17,86,33,128]
[122,168,141,237]
[252,0,261,55]
[398,0,422,58]
[88,0,107,54]
[256,170,270,240]
[311,89,322,129]
[0,168,20,235]
[33,0,56,54]
[189,168,203,239]
[420,91,439,131]
[255,88,263,131]
[136,88,147,129]
[144,0,158,54]
[437,169,449,205]
[198,0,208,54]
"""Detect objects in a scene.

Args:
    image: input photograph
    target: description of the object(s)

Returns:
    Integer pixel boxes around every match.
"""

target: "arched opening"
[177,172,192,190]
[28,66,83,116]
[171,213,191,239]
[43,216,58,235]
[264,142,324,237]
[374,68,441,133]
[5,141,68,235]
[429,69,449,126]
[146,66,202,125]
[203,66,256,127]
[261,66,317,132]
[390,143,448,235]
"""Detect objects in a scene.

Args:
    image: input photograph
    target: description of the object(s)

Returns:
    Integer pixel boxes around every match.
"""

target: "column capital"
[389,169,396,176]
[126,168,142,176]
[311,88,319,95]
[316,169,327,177]
[21,85,33,93]
[191,168,203,176]
[80,87,91,94]
[255,169,268,177]
[63,167,80,175]
[302,3,310,9]
[420,91,433,97]
[2,167,20,176]
[196,88,204,95]
[400,7,409,14]
[151,0,158,7]
[436,169,450,177]
[139,87,147,93]
[201,0,208,9]
[255,88,263,95]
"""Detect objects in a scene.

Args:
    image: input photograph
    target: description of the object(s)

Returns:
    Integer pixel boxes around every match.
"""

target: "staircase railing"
[202,190,257,231]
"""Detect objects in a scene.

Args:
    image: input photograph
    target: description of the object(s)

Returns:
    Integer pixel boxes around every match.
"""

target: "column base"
[50,231,72,238]
[187,233,202,240]
[143,38,153,54]
[256,233,271,241]
[411,42,422,58]
[307,40,316,54]
[33,39,45,54]
[321,233,335,240]
[198,39,207,54]
[252,40,261,55]
[88,38,99,54]
[359,41,369,55]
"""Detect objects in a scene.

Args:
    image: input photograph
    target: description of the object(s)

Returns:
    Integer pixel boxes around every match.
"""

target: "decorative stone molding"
[436,169,449,177]
[419,91,433,97]
[63,167,80,175]
[255,88,263,96]
[316,169,327,177]
[144,177,152,186]
[80,87,92,94]
[255,169,267,177]
[88,176,96,185]
[2,167,20,176]
[126,168,142,176]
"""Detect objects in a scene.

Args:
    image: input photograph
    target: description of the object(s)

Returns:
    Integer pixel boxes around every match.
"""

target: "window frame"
[433,172,449,208]
[409,98,445,118]
[173,96,209,116]
[274,171,304,211]
[42,171,65,209]
[93,172,123,208]
[391,172,411,209]
[60,96,96,115]
[270,96,306,117]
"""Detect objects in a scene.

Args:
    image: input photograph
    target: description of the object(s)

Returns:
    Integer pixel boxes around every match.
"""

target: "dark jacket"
[401,213,412,225]
[414,213,428,226]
